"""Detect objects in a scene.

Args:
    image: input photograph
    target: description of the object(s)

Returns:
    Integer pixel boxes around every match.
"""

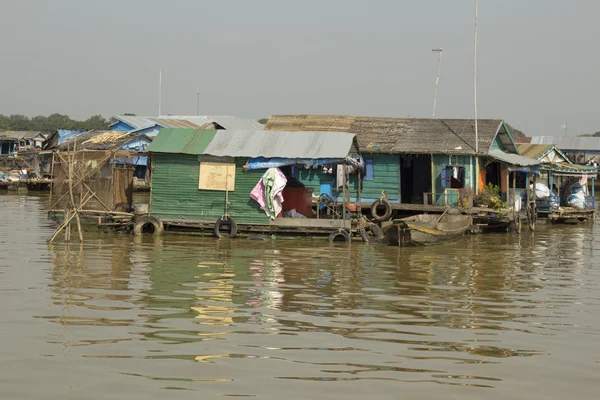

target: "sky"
[1,0,599,136]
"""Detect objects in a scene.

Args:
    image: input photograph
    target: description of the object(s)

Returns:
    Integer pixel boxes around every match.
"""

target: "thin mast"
[432,48,443,118]
[473,0,479,154]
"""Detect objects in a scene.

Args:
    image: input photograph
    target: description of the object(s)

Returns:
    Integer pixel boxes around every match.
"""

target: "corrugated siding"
[296,168,334,194]
[360,154,400,202]
[294,154,400,203]
[150,154,270,224]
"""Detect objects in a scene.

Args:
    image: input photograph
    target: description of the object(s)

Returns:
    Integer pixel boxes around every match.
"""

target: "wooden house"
[264,115,539,217]
[49,131,152,215]
[145,128,362,239]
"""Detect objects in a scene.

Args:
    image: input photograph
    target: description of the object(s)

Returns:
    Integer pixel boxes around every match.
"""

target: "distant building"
[527,136,600,165]
[0,131,46,154]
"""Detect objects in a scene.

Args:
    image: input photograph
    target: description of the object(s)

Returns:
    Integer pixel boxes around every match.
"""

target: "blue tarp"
[57,130,86,145]
[245,157,342,171]
[132,155,148,166]
[245,156,365,171]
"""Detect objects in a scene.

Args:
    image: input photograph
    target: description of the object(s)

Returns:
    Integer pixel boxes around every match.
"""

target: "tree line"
[0,114,111,133]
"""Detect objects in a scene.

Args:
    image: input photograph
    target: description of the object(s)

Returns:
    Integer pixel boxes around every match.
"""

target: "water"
[1,193,600,399]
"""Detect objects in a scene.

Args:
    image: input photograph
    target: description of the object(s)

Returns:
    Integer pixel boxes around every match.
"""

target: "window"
[441,165,465,189]
[364,159,374,181]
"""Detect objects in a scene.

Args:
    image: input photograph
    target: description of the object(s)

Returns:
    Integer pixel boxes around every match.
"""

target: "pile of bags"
[530,182,560,209]
[567,183,587,209]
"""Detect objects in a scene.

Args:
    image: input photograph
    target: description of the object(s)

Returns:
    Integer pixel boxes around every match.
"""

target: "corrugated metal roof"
[207,116,264,131]
[203,130,356,159]
[156,116,264,131]
[529,136,600,151]
[147,129,217,155]
[149,118,201,129]
[516,144,554,160]
[110,116,156,130]
[113,115,264,131]
[488,149,541,167]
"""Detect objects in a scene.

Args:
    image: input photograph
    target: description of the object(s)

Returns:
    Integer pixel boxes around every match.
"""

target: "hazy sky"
[1,0,599,136]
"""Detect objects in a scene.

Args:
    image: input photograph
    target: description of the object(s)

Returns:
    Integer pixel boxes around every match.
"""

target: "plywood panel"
[198,162,235,191]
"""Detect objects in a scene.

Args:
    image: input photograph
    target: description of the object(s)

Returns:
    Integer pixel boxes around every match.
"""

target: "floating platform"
[547,207,595,223]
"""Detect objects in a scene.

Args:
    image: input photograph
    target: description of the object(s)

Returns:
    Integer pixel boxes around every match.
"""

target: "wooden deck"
[356,201,490,215]
[160,216,351,235]
[548,207,595,223]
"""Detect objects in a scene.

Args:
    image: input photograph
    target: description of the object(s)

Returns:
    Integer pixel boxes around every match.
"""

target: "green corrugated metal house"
[265,115,537,207]
[147,128,360,230]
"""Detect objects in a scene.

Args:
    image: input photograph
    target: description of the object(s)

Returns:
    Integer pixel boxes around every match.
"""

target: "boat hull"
[383,212,472,246]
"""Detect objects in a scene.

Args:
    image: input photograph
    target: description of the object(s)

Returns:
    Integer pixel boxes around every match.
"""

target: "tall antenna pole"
[564,121,568,136]
[473,0,479,155]
[158,70,162,116]
[196,92,200,116]
[432,48,443,119]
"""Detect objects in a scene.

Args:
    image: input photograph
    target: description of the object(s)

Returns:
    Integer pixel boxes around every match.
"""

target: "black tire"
[358,229,369,243]
[214,216,238,238]
[133,216,164,236]
[367,224,385,239]
[328,230,350,243]
[371,199,392,222]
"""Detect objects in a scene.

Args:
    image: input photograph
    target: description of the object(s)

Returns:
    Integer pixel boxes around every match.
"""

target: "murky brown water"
[1,192,600,399]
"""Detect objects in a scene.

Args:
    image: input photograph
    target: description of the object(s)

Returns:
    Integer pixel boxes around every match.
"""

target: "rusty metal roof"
[265,115,508,156]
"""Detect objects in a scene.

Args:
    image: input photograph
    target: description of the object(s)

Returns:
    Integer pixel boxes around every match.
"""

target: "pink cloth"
[250,180,267,209]
[250,168,287,219]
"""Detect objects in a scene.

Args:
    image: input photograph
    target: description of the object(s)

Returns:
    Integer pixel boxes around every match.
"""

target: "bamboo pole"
[49,152,112,210]
[48,152,55,209]
[68,141,83,242]
[48,192,94,243]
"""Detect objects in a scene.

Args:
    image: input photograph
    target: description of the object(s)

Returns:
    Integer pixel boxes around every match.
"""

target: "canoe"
[383,211,472,246]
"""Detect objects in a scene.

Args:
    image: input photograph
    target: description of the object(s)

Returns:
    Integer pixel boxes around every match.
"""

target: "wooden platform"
[0,178,52,190]
[160,216,351,235]
[548,207,595,223]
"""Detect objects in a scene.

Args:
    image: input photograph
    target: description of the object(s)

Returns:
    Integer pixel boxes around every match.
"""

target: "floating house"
[517,143,597,213]
[49,131,152,214]
[109,115,264,137]
[264,115,539,217]
[145,128,362,238]
[0,131,46,154]
[525,136,600,165]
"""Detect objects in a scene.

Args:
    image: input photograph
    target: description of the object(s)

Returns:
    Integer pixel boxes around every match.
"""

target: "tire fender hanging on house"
[133,216,164,236]
[214,216,238,238]
[371,199,392,222]
[328,230,351,243]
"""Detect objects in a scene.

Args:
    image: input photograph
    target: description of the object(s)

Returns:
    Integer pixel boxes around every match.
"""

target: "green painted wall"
[490,136,506,151]
[294,154,400,203]
[150,154,270,224]
[361,154,400,202]
[296,168,333,194]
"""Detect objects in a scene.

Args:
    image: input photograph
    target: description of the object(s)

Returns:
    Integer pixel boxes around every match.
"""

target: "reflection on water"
[1,192,600,399]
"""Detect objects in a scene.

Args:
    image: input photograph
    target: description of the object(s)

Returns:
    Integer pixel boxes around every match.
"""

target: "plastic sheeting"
[245,156,365,171]
[245,157,341,171]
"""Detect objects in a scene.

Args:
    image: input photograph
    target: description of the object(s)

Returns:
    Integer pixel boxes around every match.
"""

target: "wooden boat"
[383,211,472,246]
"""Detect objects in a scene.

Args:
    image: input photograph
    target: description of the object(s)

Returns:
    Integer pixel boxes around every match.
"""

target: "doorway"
[401,155,432,204]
